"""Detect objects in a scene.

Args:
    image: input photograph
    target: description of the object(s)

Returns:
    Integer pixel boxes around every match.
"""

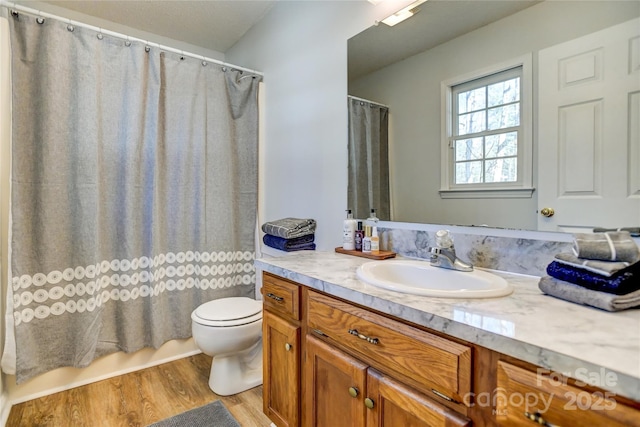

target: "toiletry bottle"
[371,226,380,254]
[354,221,364,251]
[366,208,379,228]
[343,209,357,250]
[362,225,372,253]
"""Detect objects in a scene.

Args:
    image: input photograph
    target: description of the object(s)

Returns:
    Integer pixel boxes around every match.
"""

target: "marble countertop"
[255,251,640,401]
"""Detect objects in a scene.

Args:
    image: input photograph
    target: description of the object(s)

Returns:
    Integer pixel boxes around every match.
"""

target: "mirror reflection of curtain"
[347,97,390,220]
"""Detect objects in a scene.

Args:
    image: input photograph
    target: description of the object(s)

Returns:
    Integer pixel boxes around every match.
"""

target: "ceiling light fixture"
[380,0,427,26]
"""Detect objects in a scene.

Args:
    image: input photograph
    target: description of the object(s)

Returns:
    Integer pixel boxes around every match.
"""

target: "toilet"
[191,297,263,396]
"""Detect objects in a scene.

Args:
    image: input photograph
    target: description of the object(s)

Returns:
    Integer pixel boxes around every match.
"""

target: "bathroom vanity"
[257,251,640,427]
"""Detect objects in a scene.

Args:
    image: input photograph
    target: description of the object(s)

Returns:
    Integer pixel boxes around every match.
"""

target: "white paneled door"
[538,18,640,232]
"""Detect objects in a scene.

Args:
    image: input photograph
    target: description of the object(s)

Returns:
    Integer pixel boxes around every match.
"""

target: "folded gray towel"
[554,252,632,277]
[261,217,316,239]
[572,231,640,263]
[539,276,640,312]
[593,227,640,237]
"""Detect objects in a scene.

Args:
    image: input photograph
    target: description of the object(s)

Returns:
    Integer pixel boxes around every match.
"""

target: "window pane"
[487,103,519,130]
[488,77,520,107]
[458,87,486,114]
[455,138,483,161]
[485,132,518,158]
[455,161,483,184]
[458,111,486,135]
[485,157,517,183]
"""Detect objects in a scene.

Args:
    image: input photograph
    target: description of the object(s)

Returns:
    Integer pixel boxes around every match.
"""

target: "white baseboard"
[7,339,201,405]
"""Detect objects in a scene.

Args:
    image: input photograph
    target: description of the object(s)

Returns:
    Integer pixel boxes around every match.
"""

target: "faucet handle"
[435,229,454,249]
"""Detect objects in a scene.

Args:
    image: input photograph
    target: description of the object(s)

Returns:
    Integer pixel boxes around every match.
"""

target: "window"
[440,55,533,198]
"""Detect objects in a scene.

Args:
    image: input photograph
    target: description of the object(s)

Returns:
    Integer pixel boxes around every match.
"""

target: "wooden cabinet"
[262,273,301,427]
[261,272,640,427]
[304,335,470,427]
[496,361,640,427]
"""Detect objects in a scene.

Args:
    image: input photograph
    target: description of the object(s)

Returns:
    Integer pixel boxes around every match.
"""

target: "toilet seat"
[192,297,262,327]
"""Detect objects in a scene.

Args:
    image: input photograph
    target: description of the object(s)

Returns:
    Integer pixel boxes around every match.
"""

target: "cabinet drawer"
[496,361,640,427]
[262,272,300,321]
[307,291,472,405]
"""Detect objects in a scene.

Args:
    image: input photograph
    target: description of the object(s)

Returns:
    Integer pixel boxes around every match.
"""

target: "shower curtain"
[3,11,261,383]
[347,97,390,220]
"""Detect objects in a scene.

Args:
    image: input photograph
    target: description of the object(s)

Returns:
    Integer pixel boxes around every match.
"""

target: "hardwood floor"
[6,354,274,427]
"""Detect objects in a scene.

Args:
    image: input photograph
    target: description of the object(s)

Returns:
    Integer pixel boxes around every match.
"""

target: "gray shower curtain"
[347,97,390,220]
[6,12,261,382]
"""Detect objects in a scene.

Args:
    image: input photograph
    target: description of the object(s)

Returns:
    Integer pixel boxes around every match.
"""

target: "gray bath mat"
[147,400,240,427]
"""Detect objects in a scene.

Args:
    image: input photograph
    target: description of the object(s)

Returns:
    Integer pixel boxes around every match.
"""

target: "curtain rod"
[0,1,263,77]
[348,95,389,109]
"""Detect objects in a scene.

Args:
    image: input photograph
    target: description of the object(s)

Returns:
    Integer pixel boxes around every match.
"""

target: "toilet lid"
[193,297,262,327]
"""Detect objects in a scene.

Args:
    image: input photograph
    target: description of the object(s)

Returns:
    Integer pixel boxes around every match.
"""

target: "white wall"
[348,1,640,229]
[226,0,412,251]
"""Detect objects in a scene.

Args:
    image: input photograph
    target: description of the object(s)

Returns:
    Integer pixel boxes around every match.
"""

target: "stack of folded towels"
[262,217,316,252]
[539,231,640,311]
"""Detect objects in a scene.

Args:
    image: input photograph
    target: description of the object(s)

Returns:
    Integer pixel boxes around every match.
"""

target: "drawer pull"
[348,387,359,398]
[364,397,375,409]
[266,293,284,302]
[285,343,292,351]
[348,329,379,345]
[524,412,557,427]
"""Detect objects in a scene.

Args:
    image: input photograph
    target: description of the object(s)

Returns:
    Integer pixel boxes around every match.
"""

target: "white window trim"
[439,54,534,199]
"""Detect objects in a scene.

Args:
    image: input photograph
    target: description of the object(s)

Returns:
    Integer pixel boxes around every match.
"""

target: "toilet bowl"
[191,296,263,396]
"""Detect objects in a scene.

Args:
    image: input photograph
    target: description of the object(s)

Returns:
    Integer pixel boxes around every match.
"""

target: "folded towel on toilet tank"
[261,217,316,239]
[263,234,316,252]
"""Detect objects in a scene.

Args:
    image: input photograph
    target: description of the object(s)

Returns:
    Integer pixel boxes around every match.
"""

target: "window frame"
[439,54,534,199]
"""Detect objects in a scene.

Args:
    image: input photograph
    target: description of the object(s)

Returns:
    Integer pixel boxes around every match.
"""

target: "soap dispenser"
[343,210,357,250]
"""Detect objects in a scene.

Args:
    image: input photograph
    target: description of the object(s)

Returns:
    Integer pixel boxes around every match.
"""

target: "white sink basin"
[356,259,513,298]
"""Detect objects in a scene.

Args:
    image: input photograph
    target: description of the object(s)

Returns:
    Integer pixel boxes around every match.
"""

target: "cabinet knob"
[364,398,375,409]
[285,343,292,351]
[348,387,359,398]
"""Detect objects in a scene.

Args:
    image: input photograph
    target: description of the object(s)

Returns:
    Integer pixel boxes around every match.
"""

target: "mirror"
[348,0,640,231]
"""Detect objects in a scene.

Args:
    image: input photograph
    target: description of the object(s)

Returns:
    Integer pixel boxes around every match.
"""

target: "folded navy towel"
[572,231,640,263]
[539,276,640,312]
[546,261,639,295]
[261,218,316,239]
[263,234,316,252]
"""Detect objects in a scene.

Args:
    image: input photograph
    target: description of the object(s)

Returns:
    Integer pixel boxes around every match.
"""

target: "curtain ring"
[145,45,151,53]
[10,10,18,18]
[36,11,45,25]
[124,36,131,47]
[97,28,103,40]
[202,56,208,67]
[180,51,185,61]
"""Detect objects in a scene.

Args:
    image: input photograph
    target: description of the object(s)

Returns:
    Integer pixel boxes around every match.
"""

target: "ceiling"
[349,0,540,81]
[30,0,539,75]
[37,0,277,54]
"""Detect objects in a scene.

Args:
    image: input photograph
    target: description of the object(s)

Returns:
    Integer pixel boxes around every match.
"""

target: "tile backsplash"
[378,226,572,277]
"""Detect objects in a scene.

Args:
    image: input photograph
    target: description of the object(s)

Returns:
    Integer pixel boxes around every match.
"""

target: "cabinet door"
[497,361,640,427]
[263,310,300,427]
[366,369,471,427]
[305,335,368,427]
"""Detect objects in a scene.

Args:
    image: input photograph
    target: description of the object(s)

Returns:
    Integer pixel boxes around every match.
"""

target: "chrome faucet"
[428,230,473,272]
